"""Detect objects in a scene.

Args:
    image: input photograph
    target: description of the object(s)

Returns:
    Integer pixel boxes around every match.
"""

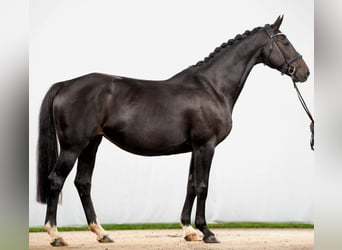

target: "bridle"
[264,24,315,150]
[264,24,303,77]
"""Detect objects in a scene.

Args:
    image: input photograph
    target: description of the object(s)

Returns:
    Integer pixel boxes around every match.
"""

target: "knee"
[74,177,91,196]
[195,184,208,199]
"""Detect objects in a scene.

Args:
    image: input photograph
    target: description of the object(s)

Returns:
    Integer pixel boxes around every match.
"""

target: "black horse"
[37,16,310,246]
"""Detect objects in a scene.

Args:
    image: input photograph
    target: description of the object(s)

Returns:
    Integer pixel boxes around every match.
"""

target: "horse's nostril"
[306,71,310,77]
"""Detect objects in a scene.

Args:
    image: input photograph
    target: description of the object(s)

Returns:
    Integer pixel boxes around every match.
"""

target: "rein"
[264,24,314,150]
[292,80,314,150]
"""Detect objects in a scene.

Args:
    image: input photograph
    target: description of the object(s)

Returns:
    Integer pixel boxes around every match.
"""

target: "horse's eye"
[282,40,290,46]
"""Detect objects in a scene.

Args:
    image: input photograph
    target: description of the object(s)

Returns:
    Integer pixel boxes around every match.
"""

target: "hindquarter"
[52,73,114,146]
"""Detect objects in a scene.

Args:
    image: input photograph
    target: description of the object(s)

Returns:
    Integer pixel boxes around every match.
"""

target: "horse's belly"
[103,126,192,156]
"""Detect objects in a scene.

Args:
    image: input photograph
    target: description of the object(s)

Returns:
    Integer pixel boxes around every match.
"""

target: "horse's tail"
[36,82,64,204]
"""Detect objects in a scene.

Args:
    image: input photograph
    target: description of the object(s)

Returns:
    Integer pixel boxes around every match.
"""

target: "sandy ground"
[29,228,313,250]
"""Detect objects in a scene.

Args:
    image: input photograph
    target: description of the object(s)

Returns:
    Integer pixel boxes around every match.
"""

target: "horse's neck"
[197,32,266,108]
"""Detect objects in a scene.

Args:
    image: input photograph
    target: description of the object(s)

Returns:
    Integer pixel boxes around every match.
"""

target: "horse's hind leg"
[180,154,201,241]
[44,147,82,246]
[74,136,113,243]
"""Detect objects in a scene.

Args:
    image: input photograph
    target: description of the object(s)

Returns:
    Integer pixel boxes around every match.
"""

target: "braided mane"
[193,26,264,67]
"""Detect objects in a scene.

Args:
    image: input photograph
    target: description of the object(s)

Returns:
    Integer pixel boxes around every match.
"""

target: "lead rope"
[292,80,314,150]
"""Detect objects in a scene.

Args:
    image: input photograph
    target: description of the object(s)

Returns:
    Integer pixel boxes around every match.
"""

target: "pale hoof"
[203,235,220,243]
[184,233,201,241]
[97,235,114,243]
[50,237,68,247]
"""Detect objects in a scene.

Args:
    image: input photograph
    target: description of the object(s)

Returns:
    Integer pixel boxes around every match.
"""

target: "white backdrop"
[29,0,313,227]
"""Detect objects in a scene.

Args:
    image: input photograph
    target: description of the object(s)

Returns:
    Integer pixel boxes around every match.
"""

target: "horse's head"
[261,15,310,83]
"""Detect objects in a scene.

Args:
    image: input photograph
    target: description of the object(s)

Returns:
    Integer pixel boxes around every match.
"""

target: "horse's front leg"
[193,141,220,243]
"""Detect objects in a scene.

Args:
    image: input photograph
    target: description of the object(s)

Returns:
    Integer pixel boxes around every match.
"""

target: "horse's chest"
[213,114,232,143]
[217,118,232,143]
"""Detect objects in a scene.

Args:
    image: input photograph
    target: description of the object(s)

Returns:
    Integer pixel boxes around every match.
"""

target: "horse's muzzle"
[293,69,310,83]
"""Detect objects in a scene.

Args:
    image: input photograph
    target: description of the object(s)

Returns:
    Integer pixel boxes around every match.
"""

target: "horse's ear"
[271,15,284,31]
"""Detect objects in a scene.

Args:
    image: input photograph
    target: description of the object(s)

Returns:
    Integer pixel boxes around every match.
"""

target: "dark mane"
[193,26,264,67]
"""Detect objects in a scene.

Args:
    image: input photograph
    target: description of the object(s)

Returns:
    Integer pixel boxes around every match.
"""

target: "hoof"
[50,237,68,247]
[98,235,114,243]
[184,233,201,241]
[203,235,220,243]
